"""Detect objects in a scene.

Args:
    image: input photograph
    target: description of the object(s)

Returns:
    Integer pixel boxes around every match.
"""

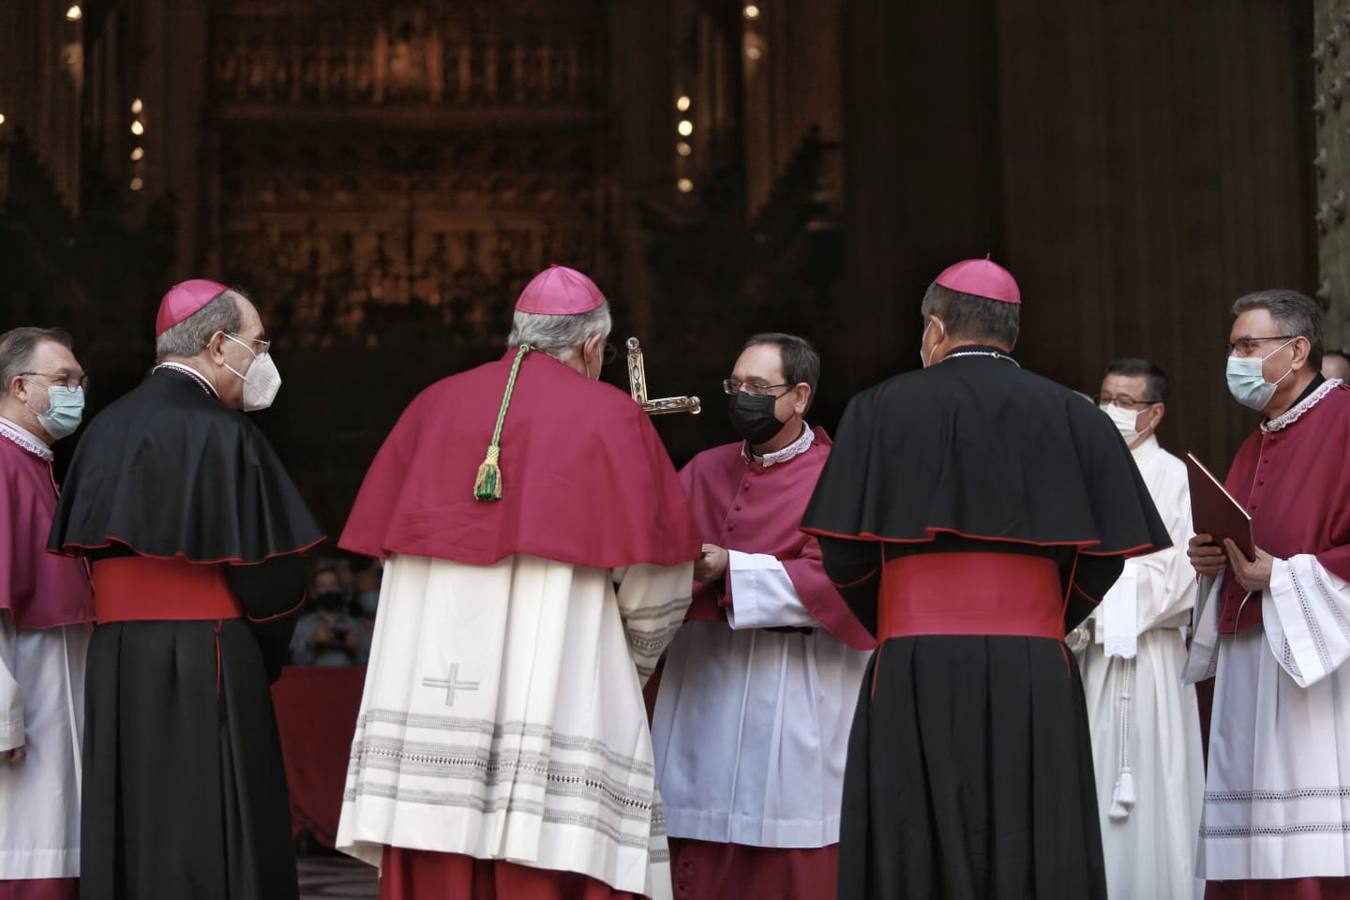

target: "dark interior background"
[0,0,1322,544]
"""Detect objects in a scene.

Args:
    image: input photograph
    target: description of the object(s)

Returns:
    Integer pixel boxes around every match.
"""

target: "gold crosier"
[625,337,701,416]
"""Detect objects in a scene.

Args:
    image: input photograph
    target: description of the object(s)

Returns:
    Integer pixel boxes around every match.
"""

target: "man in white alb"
[1074,357,1203,899]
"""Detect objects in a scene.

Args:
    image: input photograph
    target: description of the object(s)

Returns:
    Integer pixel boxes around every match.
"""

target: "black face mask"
[728,392,786,444]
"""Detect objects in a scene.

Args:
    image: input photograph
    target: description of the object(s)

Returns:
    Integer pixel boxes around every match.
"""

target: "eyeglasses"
[227,333,272,356]
[722,379,794,397]
[20,372,90,392]
[1227,335,1297,356]
[1094,393,1158,412]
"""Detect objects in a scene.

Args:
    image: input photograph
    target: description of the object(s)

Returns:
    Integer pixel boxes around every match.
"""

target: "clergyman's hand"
[1223,540,1275,593]
[1188,533,1227,578]
[694,544,730,583]
[0,747,26,764]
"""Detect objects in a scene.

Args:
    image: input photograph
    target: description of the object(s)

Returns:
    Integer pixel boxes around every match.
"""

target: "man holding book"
[1186,289,1350,900]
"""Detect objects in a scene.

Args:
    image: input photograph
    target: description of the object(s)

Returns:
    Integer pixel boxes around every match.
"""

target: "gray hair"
[155,289,245,362]
[1231,289,1324,367]
[920,282,1020,348]
[506,302,612,362]
[0,327,73,396]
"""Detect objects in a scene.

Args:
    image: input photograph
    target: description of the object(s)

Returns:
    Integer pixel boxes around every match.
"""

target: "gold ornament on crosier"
[625,337,701,416]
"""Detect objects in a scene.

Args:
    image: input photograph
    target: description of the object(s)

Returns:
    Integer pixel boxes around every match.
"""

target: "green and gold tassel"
[473,446,502,501]
[473,343,532,502]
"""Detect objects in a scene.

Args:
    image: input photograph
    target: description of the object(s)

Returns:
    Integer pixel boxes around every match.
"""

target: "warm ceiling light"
[65,5,82,21]
[129,177,144,191]
[746,46,763,61]
[677,178,694,193]
[744,4,760,19]
[0,113,6,126]
[131,98,143,114]
[130,120,144,135]
[130,147,145,161]
[676,95,691,112]
[677,119,693,136]
[676,141,692,157]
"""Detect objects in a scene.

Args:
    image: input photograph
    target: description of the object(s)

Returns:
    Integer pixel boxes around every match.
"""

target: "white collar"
[154,361,219,397]
[1263,378,1342,433]
[746,423,815,468]
[0,416,53,461]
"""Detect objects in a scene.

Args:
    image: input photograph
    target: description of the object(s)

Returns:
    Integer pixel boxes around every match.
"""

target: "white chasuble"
[338,553,692,898]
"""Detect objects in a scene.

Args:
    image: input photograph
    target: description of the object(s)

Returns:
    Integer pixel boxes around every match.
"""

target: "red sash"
[92,557,241,622]
[878,553,1064,640]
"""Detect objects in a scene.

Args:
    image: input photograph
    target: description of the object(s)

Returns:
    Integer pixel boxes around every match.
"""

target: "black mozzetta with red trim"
[803,349,1168,554]
[47,367,324,563]
[801,349,1170,632]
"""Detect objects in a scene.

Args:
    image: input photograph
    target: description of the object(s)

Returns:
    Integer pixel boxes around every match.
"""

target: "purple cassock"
[0,422,92,630]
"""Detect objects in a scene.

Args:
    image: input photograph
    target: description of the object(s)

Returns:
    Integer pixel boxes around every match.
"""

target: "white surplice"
[1073,435,1204,899]
[651,431,870,850]
[0,615,87,880]
[651,585,869,848]
[1185,560,1350,881]
[337,552,692,898]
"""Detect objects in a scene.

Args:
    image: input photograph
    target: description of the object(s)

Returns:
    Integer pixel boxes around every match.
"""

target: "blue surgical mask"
[26,381,84,440]
[1226,339,1295,412]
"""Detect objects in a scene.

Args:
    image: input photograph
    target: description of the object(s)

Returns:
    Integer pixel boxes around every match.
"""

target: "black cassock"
[48,367,323,900]
[802,349,1169,900]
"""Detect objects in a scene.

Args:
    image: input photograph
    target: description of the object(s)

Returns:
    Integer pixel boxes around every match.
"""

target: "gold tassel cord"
[473,344,532,501]
[472,446,501,501]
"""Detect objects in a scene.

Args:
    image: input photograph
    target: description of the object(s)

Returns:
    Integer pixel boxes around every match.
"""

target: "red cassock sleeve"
[780,534,877,651]
[677,431,874,650]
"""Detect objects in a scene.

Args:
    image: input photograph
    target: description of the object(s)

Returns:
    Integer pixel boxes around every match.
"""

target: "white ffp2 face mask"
[222,334,282,412]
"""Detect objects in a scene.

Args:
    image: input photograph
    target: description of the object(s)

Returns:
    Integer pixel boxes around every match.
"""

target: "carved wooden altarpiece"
[207,0,612,352]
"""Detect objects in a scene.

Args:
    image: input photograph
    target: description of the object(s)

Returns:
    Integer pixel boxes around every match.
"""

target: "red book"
[1185,451,1255,560]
